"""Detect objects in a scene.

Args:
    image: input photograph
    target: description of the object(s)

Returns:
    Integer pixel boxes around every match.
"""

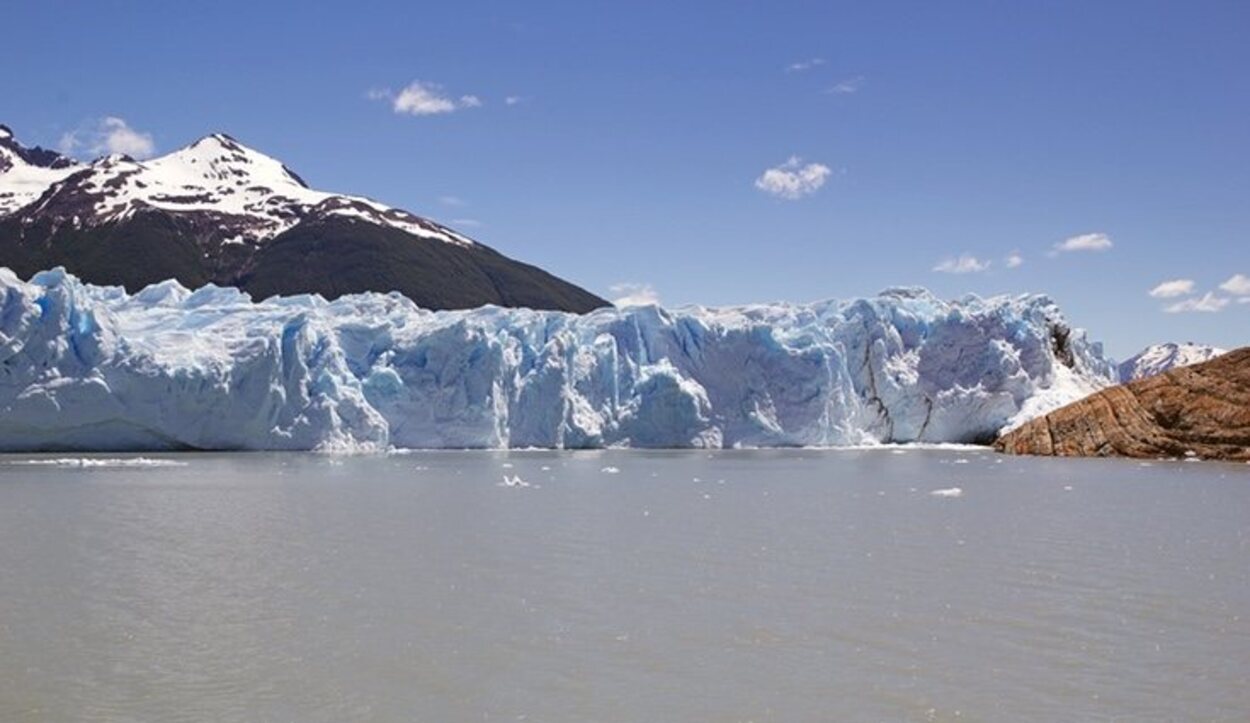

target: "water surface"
[1,449,1247,721]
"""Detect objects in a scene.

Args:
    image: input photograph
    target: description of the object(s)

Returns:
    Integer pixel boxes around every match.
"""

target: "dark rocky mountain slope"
[0,124,607,312]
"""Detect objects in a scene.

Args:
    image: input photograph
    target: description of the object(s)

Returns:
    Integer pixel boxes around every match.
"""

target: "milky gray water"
[1,449,1247,722]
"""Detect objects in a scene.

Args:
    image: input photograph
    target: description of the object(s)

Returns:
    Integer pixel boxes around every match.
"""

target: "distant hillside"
[0,124,607,312]
[1118,342,1226,382]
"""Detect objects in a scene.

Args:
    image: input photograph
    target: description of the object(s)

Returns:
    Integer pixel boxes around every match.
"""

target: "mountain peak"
[1,124,607,313]
[96,153,137,166]
[190,132,243,151]
[148,132,313,193]
[0,125,83,214]
[2,125,463,245]
[1118,342,1226,382]
[0,124,78,167]
[177,132,261,159]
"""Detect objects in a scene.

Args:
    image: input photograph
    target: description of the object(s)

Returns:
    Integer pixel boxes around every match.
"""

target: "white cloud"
[1053,232,1113,253]
[99,118,156,158]
[438,195,466,207]
[754,156,831,200]
[786,57,826,73]
[394,82,458,115]
[824,76,865,94]
[610,282,661,307]
[1005,252,1024,269]
[58,117,156,159]
[933,254,991,274]
[1148,279,1195,298]
[372,81,483,116]
[504,95,524,106]
[1163,292,1229,314]
[1218,273,1250,296]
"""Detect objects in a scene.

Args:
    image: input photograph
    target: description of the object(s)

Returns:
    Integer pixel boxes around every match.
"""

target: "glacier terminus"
[0,267,1115,452]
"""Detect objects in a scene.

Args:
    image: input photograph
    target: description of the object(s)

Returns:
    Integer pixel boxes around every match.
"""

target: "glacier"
[0,267,1115,452]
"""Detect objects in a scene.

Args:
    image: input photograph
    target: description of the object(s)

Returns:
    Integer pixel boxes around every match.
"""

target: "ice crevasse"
[0,267,1115,451]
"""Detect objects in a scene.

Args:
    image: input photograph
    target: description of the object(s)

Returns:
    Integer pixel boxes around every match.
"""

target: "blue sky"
[2,0,1247,358]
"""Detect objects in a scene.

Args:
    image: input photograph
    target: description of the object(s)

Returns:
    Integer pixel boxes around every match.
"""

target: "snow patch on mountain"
[0,268,1115,451]
[0,132,82,215]
[1118,342,1227,382]
[0,130,474,246]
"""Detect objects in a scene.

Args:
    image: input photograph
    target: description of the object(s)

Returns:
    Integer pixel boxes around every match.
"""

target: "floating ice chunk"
[498,474,531,488]
[930,487,964,498]
[600,466,621,474]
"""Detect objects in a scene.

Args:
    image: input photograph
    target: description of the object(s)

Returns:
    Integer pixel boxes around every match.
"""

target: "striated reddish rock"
[997,347,1250,461]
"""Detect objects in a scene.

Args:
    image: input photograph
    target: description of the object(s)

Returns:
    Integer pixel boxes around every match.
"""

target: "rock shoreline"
[996,347,1250,461]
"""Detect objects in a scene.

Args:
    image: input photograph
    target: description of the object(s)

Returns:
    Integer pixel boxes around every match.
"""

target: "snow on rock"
[1117,342,1227,383]
[0,269,1116,451]
[0,134,82,216]
[1,132,474,246]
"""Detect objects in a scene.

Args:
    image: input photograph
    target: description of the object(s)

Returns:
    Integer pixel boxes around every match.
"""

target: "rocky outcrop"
[996,347,1250,461]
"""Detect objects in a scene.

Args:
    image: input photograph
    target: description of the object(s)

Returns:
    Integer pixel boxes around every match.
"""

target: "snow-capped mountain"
[8,131,474,245]
[0,269,1115,451]
[0,125,80,215]
[0,125,606,312]
[1118,342,1227,382]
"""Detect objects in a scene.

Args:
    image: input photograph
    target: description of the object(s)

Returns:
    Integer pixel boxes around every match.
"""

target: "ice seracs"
[0,268,1116,451]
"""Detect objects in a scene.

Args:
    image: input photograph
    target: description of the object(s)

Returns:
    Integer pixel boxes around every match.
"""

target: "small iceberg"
[498,474,532,488]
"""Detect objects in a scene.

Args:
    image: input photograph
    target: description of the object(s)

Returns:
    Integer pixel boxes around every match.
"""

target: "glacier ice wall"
[0,268,1115,451]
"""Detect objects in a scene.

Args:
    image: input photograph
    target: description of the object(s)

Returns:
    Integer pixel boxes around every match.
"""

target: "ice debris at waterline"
[0,268,1115,451]
[3,457,188,468]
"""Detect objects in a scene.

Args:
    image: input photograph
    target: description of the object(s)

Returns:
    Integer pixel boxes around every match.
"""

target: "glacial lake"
[1,449,1248,722]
